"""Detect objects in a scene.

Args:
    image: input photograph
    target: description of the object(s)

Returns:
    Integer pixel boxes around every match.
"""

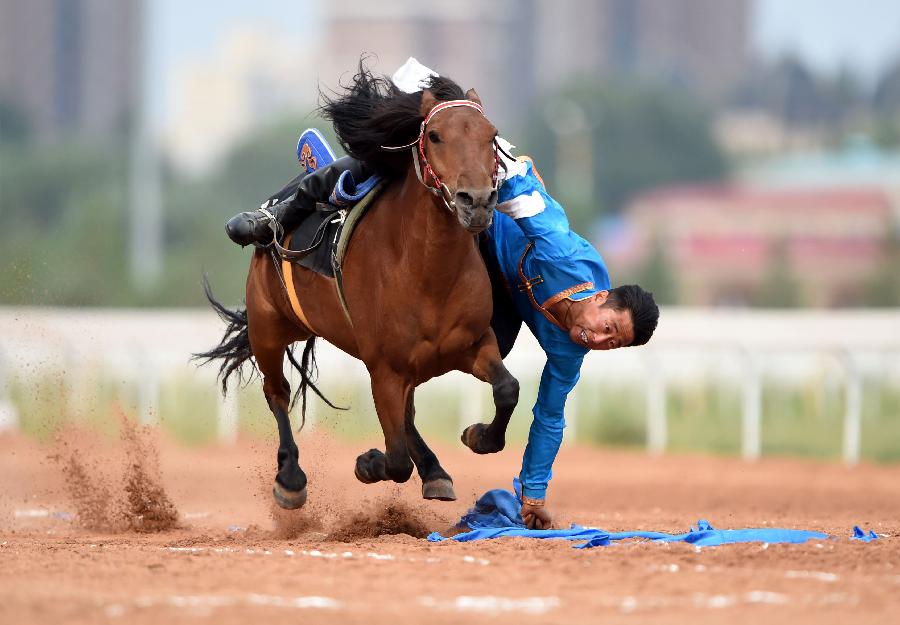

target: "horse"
[196,67,520,509]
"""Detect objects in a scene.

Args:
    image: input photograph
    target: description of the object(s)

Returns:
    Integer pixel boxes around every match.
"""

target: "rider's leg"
[224,156,370,247]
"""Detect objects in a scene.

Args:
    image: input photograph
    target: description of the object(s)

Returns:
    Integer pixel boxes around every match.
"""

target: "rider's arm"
[496,160,581,262]
[519,354,583,501]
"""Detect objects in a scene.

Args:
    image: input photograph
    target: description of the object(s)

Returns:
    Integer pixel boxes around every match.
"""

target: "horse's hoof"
[422,478,456,501]
[461,423,504,454]
[354,449,385,484]
[272,481,308,510]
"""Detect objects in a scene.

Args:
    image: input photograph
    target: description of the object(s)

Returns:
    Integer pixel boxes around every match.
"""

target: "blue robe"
[485,157,611,500]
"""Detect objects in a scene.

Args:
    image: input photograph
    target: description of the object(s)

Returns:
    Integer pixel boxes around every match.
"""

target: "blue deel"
[426,483,876,548]
[485,157,611,500]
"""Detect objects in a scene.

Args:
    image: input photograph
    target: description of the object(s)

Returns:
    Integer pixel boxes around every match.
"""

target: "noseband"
[381,100,503,212]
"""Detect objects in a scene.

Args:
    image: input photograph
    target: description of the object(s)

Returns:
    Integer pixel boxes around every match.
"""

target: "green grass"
[7,370,900,463]
[861,381,900,462]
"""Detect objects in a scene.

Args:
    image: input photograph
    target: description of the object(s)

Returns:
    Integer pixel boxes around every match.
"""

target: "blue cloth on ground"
[426,483,877,548]
[851,526,879,542]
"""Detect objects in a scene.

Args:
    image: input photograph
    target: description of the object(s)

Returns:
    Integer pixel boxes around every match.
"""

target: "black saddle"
[285,205,344,278]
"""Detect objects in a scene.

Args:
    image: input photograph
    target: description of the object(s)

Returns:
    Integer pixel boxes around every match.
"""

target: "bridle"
[381,99,505,213]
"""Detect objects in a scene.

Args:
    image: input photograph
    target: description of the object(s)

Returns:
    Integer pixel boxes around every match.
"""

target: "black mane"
[319,60,466,178]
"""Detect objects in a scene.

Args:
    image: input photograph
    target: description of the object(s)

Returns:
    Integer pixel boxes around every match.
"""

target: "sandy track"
[1,429,898,625]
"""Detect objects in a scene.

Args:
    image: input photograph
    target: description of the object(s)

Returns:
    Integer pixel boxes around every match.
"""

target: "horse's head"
[418,89,499,233]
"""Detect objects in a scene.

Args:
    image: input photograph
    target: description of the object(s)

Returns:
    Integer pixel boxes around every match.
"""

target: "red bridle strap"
[381,99,500,212]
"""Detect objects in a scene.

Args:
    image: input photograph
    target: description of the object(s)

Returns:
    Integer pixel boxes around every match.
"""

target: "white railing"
[1,307,899,464]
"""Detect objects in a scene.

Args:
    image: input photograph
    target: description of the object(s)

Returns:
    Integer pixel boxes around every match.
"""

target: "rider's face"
[565,291,635,350]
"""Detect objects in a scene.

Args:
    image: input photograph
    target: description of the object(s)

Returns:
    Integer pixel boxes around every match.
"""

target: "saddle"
[276,129,384,329]
[284,180,383,279]
[284,167,384,279]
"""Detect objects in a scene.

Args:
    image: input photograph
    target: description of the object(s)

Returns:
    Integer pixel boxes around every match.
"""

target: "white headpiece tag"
[392,57,439,93]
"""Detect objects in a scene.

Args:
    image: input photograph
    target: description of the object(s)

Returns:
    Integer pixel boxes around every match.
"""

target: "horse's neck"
[395,170,476,280]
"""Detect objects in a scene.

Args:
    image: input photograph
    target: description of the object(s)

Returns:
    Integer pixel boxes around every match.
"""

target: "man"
[484,147,658,529]
[224,58,659,529]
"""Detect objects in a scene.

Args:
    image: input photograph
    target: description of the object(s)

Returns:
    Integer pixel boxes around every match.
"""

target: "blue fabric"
[330,169,382,206]
[486,159,611,499]
[851,526,879,542]
[426,485,875,548]
[296,128,336,173]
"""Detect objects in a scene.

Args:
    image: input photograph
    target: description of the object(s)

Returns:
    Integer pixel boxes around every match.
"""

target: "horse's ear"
[420,89,438,117]
[465,88,482,106]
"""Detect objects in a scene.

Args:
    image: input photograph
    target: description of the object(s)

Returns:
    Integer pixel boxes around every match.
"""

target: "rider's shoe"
[224,200,287,247]
[224,155,372,247]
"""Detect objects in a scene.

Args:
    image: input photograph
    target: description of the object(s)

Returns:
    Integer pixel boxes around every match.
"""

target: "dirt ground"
[1,427,898,625]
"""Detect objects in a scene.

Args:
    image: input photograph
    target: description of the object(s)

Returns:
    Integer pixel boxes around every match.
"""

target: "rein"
[381,99,503,212]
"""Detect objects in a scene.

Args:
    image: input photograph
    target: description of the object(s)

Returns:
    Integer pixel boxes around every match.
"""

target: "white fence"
[1,307,899,464]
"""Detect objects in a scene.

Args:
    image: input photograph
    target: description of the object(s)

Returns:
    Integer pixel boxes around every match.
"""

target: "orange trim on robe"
[516,244,595,330]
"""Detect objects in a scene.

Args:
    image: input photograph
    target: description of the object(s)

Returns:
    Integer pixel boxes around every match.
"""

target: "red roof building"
[617,185,895,306]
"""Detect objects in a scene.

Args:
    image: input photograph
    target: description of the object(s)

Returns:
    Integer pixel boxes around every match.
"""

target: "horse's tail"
[194,275,345,430]
[286,338,346,431]
[192,275,257,394]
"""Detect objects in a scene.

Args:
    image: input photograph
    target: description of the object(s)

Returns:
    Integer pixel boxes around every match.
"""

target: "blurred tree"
[634,235,678,306]
[731,57,868,142]
[0,110,332,307]
[0,139,130,305]
[518,77,728,233]
[0,95,30,145]
[874,58,900,116]
[752,239,803,308]
[871,115,900,149]
[163,114,328,306]
[863,226,900,307]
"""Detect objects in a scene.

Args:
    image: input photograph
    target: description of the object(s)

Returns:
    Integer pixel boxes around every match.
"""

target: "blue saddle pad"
[296,128,337,174]
[329,169,382,207]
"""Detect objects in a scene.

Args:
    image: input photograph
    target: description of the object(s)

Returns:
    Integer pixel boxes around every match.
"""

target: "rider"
[224,58,659,530]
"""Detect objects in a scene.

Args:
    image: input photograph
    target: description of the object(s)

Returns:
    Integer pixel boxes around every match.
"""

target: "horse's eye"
[428,131,441,143]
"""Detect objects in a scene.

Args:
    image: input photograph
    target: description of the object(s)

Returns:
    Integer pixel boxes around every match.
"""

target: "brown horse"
[197,68,519,509]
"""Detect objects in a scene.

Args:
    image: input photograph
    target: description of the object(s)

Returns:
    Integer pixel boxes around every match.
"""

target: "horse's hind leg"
[459,331,520,454]
[353,369,414,485]
[248,309,309,509]
[403,389,456,501]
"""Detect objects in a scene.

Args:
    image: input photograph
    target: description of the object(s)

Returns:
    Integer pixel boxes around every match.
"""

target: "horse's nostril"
[487,190,498,208]
[455,191,474,209]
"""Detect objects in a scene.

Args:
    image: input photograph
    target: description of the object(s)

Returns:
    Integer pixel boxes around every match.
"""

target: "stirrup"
[251,205,282,248]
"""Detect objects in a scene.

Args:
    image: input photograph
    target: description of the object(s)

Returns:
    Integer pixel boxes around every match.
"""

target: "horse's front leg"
[459,330,520,454]
[354,369,415,484]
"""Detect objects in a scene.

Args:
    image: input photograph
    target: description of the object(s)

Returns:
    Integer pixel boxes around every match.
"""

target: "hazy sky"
[753,0,900,79]
[148,0,900,123]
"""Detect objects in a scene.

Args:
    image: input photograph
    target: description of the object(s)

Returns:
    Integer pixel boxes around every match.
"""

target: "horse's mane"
[319,60,467,179]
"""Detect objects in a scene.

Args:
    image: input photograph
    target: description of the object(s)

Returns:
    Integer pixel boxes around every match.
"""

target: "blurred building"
[617,184,895,307]
[319,0,531,131]
[320,0,749,130]
[534,0,750,96]
[166,29,318,174]
[0,0,141,142]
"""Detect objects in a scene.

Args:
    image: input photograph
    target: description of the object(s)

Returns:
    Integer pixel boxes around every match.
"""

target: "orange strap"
[280,234,317,335]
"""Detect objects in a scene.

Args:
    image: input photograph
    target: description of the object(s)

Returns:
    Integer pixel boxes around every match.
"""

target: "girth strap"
[275,181,386,334]
[331,181,386,326]
[280,233,317,335]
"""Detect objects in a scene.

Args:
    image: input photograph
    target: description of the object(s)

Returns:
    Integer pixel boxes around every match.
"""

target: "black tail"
[192,275,257,393]
[193,275,345,430]
[286,338,347,429]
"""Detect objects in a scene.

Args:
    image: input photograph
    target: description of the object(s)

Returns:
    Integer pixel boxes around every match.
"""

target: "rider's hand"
[521,500,553,530]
